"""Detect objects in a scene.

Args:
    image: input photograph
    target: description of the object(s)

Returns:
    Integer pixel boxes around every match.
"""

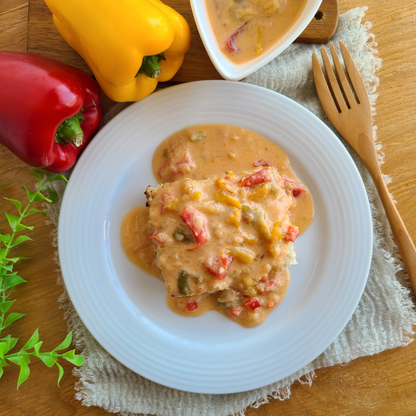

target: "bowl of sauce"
[191,0,322,80]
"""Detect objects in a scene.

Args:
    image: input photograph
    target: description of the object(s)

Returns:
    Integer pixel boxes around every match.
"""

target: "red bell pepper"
[282,176,306,198]
[230,307,242,318]
[284,225,299,242]
[0,52,101,172]
[205,254,233,280]
[186,301,198,312]
[149,233,168,245]
[224,22,248,54]
[239,168,272,187]
[244,298,260,311]
[179,205,210,251]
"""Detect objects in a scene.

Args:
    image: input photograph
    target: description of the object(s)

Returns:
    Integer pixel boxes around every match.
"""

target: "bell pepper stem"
[137,53,166,78]
[55,110,85,147]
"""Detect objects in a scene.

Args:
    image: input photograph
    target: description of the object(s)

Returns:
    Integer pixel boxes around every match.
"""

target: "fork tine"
[312,52,339,118]
[329,43,357,108]
[339,40,369,105]
[320,45,348,113]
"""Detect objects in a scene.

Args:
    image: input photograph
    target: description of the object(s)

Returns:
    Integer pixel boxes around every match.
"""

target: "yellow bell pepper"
[228,208,242,228]
[44,0,191,102]
[215,191,241,209]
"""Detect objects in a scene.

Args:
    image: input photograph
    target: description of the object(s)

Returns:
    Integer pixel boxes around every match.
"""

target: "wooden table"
[1,1,416,415]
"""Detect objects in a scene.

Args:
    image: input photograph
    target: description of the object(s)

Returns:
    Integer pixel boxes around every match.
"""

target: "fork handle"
[371,167,416,292]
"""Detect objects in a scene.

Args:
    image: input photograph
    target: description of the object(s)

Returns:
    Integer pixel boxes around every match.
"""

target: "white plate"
[59,81,372,394]
[190,0,322,80]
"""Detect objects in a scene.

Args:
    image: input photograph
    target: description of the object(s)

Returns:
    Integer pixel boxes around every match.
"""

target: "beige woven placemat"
[45,7,416,416]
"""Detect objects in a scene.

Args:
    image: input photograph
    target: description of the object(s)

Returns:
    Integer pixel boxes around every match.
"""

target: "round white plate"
[59,81,372,394]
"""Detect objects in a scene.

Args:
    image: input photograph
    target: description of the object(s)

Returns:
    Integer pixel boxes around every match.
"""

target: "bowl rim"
[190,0,323,81]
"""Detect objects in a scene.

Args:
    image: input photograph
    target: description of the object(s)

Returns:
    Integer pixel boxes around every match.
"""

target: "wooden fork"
[312,40,416,292]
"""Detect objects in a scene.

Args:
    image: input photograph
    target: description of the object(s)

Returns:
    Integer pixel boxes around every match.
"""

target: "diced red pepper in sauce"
[186,301,198,312]
[158,150,196,179]
[174,150,196,173]
[292,188,304,198]
[160,192,174,213]
[244,298,261,311]
[284,225,299,242]
[224,22,248,53]
[180,205,209,251]
[206,254,233,280]
[282,176,305,198]
[150,233,167,245]
[239,168,272,187]
[257,278,277,295]
[253,160,272,167]
[230,307,242,318]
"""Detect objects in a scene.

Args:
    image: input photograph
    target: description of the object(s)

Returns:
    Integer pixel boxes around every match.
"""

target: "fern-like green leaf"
[3,198,22,214]
[3,313,25,329]
[63,353,85,367]
[10,235,33,247]
[45,189,59,205]
[26,208,47,217]
[0,300,15,314]
[33,341,43,356]
[47,174,68,183]
[2,275,27,290]
[53,332,72,352]
[21,329,39,351]
[17,361,30,389]
[56,362,64,386]
[39,353,56,368]
[5,213,20,232]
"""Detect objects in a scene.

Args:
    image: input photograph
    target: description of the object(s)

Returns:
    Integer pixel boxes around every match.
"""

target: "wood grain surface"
[1,0,416,415]
[296,0,338,43]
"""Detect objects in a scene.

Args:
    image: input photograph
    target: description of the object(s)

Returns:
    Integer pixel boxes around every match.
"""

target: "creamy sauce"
[166,269,290,328]
[120,206,162,280]
[153,124,313,234]
[121,124,314,327]
[205,0,308,64]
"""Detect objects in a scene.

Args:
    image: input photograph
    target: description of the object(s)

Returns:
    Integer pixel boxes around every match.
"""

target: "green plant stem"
[0,180,47,337]
[0,170,84,388]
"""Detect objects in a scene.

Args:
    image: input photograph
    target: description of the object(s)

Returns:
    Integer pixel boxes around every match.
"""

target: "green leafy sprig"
[0,168,85,389]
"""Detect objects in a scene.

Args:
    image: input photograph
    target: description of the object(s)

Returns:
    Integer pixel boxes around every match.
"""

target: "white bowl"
[190,0,323,80]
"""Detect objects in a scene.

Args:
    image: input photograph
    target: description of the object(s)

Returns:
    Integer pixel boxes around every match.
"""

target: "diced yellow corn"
[215,177,225,189]
[268,242,281,258]
[248,183,270,202]
[183,180,201,199]
[244,234,258,245]
[271,221,284,242]
[243,276,254,287]
[255,209,271,240]
[191,191,202,201]
[215,191,241,208]
[248,287,257,297]
[164,197,181,211]
[229,209,242,228]
[262,264,272,274]
[233,248,255,264]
